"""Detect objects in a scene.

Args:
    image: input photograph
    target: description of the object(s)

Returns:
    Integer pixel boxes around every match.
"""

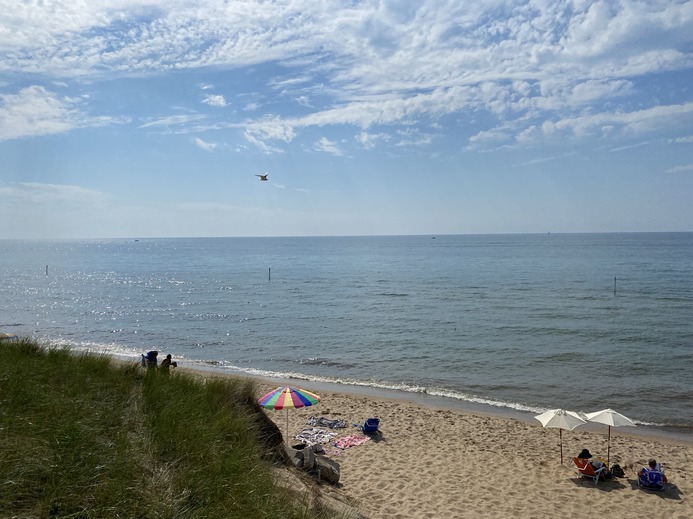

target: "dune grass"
[0,339,325,518]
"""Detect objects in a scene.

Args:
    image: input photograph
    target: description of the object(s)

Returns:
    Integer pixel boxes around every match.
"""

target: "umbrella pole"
[286,409,290,444]
[560,429,563,465]
[607,426,611,466]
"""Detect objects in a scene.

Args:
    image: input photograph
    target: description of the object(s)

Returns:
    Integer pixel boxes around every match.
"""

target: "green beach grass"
[0,339,332,518]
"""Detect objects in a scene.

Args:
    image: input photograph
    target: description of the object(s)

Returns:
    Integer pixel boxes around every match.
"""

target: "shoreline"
[141,358,693,446]
[114,356,692,517]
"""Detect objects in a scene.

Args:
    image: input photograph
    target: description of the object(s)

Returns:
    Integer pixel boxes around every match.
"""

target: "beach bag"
[611,464,625,478]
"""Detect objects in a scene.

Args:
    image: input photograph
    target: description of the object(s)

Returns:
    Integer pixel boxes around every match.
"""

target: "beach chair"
[638,469,666,491]
[362,418,380,434]
[573,457,607,485]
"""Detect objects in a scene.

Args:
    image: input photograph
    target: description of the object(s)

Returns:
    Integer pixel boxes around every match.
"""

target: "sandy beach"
[253,381,692,519]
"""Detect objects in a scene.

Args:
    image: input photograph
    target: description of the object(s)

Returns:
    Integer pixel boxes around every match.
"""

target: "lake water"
[1,233,691,437]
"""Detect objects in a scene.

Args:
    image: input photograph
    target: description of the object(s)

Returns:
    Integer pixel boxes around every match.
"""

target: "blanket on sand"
[333,434,370,449]
[306,416,349,429]
[294,427,338,446]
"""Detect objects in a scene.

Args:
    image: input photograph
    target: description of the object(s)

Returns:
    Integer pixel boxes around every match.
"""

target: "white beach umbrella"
[584,408,635,466]
[534,409,587,465]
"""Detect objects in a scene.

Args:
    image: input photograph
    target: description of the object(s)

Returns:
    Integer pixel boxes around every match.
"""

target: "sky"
[1,0,692,239]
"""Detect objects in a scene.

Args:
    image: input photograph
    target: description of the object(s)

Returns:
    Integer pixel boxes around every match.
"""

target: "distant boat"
[0,332,18,341]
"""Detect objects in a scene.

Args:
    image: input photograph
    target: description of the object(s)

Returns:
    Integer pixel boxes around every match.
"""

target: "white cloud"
[193,137,217,151]
[569,80,633,105]
[468,127,510,146]
[519,156,559,166]
[561,1,693,60]
[314,136,344,156]
[139,114,206,129]
[242,117,296,152]
[665,164,693,174]
[357,131,388,150]
[245,117,295,141]
[243,130,284,154]
[516,102,693,144]
[269,76,314,90]
[202,94,227,107]
[0,86,123,141]
[395,127,434,147]
[4,3,688,88]
[609,141,652,152]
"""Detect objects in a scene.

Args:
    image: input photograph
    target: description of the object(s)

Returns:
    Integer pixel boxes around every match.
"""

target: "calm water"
[1,234,692,435]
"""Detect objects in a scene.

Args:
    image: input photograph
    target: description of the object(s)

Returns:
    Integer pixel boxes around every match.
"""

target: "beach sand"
[136,361,691,519]
[254,382,692,519]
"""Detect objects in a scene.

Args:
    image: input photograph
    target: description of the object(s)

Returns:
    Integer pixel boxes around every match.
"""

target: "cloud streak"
[0,181,107,204]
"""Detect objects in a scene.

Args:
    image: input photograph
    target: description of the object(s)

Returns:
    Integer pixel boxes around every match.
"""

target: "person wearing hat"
[577,448,593,459]
[577,448,608,474]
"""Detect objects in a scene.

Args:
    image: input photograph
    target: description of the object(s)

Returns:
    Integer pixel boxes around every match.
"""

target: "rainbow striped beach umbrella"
[258,386,321,442]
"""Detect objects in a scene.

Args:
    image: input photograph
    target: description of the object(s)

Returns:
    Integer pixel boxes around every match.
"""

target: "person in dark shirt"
[160,353,177,371]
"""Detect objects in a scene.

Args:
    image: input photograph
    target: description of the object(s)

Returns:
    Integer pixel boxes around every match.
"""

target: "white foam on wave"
[34,338,669,428]
[207,362,549,415]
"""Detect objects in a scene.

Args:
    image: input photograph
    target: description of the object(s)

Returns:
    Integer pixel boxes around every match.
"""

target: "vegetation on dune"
[0,339,331,519]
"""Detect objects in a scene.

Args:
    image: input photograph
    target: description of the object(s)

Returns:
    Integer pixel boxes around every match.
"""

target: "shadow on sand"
[625,479,683,501]
[569,477,627,493]
[569,476,683,500]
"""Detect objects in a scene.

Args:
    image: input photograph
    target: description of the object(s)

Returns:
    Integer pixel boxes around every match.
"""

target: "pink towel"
[333,434,370,449]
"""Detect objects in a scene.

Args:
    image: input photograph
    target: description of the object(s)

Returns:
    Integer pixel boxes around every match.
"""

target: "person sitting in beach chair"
[574,449,609,484]
[638,459,667,490]
[577,448,607,470]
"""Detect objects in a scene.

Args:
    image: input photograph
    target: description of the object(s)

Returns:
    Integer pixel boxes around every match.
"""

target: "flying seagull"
[255,174,269,181]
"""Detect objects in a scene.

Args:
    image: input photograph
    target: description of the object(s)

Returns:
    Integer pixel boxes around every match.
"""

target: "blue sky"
[1,0,692,239]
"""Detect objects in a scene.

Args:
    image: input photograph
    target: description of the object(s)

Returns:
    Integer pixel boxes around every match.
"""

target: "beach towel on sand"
[294,427,338,446]
[307,416,349,429]
[333,434,370,449]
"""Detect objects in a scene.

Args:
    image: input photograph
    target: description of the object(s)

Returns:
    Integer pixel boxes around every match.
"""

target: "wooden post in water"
[613,276,616,295]
[46,265,48,276]
[268,267,271,282]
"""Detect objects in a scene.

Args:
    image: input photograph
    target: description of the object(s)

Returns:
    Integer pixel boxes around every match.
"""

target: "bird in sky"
[255,174,269,181]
